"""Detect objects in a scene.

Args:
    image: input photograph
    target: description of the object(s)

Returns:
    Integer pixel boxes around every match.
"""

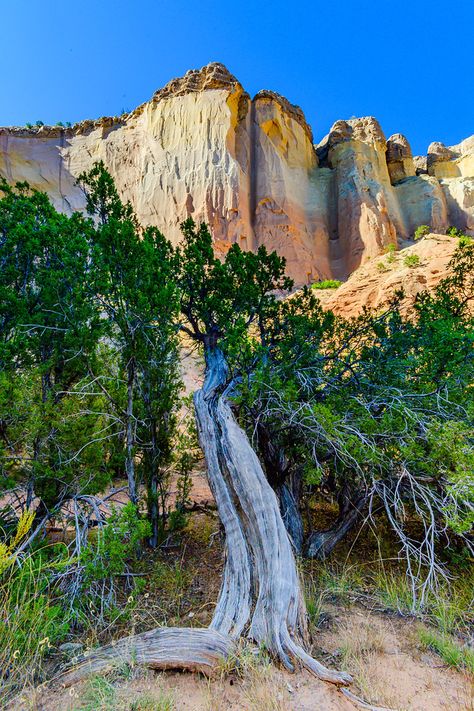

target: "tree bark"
[125,357,137,504]
[194,346,350,682]
[60,345,351,688]
[255,422,304,554]
[277,481,304,555]
[306,491,368,560]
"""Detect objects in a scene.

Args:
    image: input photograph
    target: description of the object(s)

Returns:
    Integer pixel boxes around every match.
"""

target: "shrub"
[25,122,33,129]
[0,540,69,701]
[404,253,420,268]
[68,503,151,623]
[312,279,343,290]
[35,120,44,127]
[446,227,473,246]
[446,226,464,237]
[384,243,397,263]
[414,225,430,240]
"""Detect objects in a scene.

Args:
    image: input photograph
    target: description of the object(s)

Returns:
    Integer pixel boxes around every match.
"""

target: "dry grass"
[333,617,402,708]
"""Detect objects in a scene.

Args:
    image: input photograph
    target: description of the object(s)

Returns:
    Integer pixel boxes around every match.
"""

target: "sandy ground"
[24,605,473,711]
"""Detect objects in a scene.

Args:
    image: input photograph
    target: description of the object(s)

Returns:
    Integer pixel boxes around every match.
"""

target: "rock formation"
[1,62,473,283]
[314,233,461,317]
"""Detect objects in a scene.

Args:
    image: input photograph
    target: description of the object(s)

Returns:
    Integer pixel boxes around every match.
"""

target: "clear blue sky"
[1,0,473,155]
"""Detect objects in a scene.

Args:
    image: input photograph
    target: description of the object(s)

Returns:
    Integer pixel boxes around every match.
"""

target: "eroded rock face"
[0,62,473,284]
[386,134,415,183]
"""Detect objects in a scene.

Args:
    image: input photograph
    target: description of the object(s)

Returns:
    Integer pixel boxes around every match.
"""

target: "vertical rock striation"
[1,62,473,283]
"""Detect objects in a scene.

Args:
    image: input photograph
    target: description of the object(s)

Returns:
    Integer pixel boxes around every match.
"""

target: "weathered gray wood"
[60,345,351,689]
[59,628,233,686]
[194,347,252,638]
[195,346,351,684]
[278,482,304,555]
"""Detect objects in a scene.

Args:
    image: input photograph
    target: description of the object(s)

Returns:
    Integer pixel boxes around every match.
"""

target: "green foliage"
[0,547,69,701]
[445,226,473,246]
[35,120,44,127]
[238,241,474,595]
[383,243,397,263]
[0,179,108,509]
[403,253,420,268]
[77,162,181,512]
[446,225,464,237]
[312,279,343,290]
[1,164,181,531]
[80,503,150,586]
[176,218,293,357]
[414,224,430,240]
[418,628,474,673]
[25,122,33,129]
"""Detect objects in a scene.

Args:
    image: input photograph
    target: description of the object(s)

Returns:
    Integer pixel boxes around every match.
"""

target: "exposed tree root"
[59,628,233,686]
[340,687,394,711]
[59,346,352,690]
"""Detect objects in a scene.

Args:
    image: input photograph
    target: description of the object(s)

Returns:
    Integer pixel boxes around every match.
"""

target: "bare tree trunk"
[148,471,160,548]
[255,422,304,553]
[59,345,351,688]
[194,346,350,682]
[125,358,137,504]
[277,481,304,555]
[306,491,367,560]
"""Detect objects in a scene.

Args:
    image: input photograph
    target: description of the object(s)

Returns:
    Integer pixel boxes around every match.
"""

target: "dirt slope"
[315,234,459,317]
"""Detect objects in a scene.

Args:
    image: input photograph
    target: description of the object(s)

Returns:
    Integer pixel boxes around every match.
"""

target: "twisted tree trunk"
[59,346,350,688]
[194,346,350,682]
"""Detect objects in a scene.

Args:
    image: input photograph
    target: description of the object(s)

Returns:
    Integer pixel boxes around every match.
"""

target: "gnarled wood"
[195,346,351,685]
[306,493,368,560]
[60,345,351,689]
[278,482,304,555]
[59,628,233,686]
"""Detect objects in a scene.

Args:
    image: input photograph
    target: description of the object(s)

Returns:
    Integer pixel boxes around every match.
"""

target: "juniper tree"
[237,243,474,602]
[77,163,180,529]
[0,179,105,515]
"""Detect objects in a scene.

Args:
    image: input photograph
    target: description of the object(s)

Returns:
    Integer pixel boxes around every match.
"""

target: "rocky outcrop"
[324,117,404,274]
[0,62,473,283]
[314,234,460,317]
[386,134,415,183]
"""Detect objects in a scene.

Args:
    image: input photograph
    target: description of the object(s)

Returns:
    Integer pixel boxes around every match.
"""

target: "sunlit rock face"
[0,62,473,284]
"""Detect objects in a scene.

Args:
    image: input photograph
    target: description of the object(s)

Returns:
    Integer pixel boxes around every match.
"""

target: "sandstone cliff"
[1,63,473,284]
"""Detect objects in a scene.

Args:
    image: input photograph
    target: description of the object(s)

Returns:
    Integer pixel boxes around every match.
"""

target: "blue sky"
[1,0,473,155]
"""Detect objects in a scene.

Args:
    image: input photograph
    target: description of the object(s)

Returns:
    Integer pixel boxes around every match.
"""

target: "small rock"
[188,611,195,618]
[286,682,295,693]
[421,653,436,666]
